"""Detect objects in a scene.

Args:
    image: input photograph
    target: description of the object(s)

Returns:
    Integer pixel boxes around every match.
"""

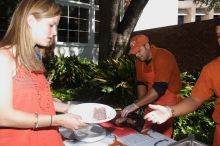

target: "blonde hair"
[0,0,61,72]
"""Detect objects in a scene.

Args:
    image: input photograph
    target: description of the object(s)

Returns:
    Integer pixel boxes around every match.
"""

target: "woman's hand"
[54,101,76,114]
[53,113,87,131]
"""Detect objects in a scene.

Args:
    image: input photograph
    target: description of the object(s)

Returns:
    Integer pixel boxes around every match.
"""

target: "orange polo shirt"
[191,57,220,124]
[136,45,182,94]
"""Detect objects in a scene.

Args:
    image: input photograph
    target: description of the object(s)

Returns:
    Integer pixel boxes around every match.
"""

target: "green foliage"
[44,55,101,103]
[96,57,137,106]
[193,0,220,10]
[44,56,137,106]
[44,55,98,89]
[52,88,76,102]
[179,72,199,97]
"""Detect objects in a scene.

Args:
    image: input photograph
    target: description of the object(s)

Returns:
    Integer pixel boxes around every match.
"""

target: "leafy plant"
[44,55,98,89]
[44,55,101,102]
[179,71,199,97]
[44,56,137,106]
[94,57,137,107]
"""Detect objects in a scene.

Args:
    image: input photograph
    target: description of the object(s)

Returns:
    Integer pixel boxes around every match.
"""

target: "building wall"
[135,0,220,31]
[178,0,215,24]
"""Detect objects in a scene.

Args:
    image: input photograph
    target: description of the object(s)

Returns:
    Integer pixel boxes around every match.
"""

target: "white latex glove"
[121,103,139,117]
[144,104,173,124]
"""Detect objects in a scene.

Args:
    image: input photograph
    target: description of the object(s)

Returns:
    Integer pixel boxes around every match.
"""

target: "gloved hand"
[121,103,139,117]
[144,104,173,124]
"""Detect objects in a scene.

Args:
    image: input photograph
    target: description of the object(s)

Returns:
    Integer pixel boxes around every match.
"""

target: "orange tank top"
[0,66,64,146]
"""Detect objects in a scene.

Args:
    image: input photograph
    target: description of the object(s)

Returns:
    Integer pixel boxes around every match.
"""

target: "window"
[214,15,220,19]
[178,15,184,25]
[178,9,188,25]
[195,8,205,22]
[57,0,100,44]
[58,5,89,43]
[214,8,220,19]
[195,15,202,22]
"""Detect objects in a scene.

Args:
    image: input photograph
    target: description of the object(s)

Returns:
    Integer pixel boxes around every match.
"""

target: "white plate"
[68,103,116,123]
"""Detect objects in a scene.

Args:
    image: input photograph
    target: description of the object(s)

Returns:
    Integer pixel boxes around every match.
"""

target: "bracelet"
[34,113,39,129]
[50,115,53,127]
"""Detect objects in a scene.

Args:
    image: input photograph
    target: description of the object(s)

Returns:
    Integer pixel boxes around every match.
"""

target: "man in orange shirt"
[145,18,220,146]
[120,34,182,137]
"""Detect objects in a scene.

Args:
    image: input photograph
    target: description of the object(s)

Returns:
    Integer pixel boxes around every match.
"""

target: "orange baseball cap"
[128,34,149,55]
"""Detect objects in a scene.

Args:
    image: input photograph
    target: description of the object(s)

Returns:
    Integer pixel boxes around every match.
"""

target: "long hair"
[0,0,61,72]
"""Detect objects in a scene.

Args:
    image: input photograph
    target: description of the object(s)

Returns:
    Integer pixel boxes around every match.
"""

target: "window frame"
[57,0,99,46]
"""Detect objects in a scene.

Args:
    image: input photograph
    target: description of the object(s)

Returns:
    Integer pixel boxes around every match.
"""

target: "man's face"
[216,25,220,46]
[135,43,151,62]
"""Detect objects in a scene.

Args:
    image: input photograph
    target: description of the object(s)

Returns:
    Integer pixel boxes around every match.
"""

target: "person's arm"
[171,96,203,117]
[137,84,147,98]
[135,87,159,107]
[136,80,168,107]
[121,84,159,117]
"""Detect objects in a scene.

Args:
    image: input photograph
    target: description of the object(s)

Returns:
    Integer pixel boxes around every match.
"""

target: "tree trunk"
[99,0,149,61]
[99,0,121,61]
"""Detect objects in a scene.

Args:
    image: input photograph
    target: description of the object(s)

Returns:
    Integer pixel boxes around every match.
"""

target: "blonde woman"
[0,0,86,146]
